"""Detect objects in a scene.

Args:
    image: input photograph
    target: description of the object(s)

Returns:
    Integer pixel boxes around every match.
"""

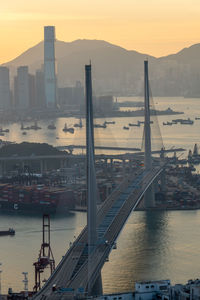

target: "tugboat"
[47,122,56,130]
[63,123,74,134]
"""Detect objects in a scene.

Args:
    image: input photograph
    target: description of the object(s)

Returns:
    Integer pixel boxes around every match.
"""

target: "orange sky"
[0,0,200,64]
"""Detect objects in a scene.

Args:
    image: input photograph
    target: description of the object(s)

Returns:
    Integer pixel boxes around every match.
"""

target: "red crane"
[33,214,55,292]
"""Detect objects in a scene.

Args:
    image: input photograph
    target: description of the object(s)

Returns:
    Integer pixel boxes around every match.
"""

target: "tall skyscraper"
[44,26,56,108]
[0,67,11,110]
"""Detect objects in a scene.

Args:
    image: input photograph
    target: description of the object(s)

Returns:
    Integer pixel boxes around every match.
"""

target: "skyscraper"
[14,66,30,110]
[44,26,56,108]
[35,68,45,108]
[0,67,11,110]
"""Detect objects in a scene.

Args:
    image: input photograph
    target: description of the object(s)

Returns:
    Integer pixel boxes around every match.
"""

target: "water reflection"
[102,211,170,293]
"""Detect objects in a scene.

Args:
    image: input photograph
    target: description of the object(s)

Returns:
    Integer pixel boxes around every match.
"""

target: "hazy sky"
[0,0,200,63]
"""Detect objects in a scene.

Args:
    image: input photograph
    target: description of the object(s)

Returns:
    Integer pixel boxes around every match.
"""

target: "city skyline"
[0,0,200,64]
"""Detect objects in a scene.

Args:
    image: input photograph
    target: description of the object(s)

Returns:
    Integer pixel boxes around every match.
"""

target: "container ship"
[0,184,75,214]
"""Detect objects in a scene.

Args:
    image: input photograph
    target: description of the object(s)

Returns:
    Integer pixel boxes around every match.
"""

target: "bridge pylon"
[85,64,102,295]
[143,60,155,208]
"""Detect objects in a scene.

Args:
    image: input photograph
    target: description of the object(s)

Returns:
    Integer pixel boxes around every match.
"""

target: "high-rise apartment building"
[14,66,30,110]
[0,67,11,110]
[35,68,45,108]
[44,26,56,108]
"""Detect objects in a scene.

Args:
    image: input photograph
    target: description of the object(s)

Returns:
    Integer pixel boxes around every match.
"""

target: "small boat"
[30,121,42,130]
[0,228,15,236]
[94,123,107,128]
[20,122,31,130]
[47,122,56,130]
[123,126,129,130]
[129,121,140,127]
[163,122,173,126]
[172,119,183,123]
[180,118,194,125]
[138,120,153,125]
[0,128,9,133]
[74,118,83,128]
[63,123,74,133]
[104,121,115,125]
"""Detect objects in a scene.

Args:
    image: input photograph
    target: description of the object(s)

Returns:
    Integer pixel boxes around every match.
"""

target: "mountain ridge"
[2,39,200,97]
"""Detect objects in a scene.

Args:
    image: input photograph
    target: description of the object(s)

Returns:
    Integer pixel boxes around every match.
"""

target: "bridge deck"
[34,166,163,299]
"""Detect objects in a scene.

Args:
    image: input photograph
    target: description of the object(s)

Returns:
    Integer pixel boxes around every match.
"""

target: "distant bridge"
[57,145,185,154]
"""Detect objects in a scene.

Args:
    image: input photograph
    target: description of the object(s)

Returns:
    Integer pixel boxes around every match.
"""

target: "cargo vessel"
[0,184,75,214]
[0,228,15,236]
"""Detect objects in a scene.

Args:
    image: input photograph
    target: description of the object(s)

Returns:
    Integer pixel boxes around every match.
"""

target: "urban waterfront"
[0,96,200,293]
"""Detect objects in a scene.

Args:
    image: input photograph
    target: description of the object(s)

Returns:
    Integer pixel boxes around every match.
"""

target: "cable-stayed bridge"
[34,165,164,300]
[33,61,172,299]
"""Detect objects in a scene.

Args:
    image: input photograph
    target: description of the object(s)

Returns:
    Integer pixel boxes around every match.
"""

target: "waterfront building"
[29,74,36,108]
[0,67,11,110]
[57,81,84,109]
[44,26,56,108]
[94,95,114,113]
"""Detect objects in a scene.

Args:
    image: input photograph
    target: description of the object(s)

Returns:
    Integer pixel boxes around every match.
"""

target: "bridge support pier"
[144,184,155,208]
[160,170,166,192]
[154,179,159,193]
[91,272,103,296]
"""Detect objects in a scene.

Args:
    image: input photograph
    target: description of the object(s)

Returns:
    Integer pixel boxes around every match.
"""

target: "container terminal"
[0,141,199,213]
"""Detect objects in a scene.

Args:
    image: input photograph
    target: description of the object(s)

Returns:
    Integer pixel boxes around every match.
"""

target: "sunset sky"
[0,0,200,64]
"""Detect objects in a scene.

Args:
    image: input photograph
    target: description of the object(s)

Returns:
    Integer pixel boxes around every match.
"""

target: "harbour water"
[1,97,200,156]
[1,97,200,293]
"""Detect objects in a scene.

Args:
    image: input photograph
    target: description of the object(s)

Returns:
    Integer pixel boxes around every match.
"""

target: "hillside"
[2,39,200,97]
